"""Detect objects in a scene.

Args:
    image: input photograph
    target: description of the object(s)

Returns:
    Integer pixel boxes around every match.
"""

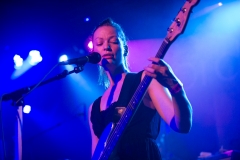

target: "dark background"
[1,0,240,159]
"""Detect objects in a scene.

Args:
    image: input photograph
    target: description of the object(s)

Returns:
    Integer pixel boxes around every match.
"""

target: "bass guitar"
[92,0,200,159]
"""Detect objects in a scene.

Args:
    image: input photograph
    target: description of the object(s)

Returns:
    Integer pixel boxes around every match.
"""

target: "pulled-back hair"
[91,18,129,88]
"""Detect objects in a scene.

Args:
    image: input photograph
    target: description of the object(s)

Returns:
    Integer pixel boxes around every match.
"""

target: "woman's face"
[92,26,125,68]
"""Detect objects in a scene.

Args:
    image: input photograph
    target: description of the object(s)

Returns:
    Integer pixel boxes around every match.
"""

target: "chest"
[100,82,124,111]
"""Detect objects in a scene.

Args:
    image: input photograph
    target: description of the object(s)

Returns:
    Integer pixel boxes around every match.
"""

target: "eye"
[110,39,119,44]
[95,41,103,46]
[94,39,103,46]
[96,43,103,46]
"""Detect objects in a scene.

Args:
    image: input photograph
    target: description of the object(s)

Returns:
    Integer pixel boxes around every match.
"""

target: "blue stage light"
[23,105,31,114]
[59,55,68,62]
[29,50,42,66]
[87,41,93,50]
[218,2,223,6]
[13,54,23,69]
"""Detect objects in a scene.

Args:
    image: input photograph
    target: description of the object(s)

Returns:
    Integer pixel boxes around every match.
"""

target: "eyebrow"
[94,35,118,41]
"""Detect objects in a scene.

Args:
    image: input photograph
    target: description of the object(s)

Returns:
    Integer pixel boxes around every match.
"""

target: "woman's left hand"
[144,57,182,94]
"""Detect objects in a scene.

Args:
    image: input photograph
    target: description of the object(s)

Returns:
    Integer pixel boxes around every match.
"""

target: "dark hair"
[92,18,129,88]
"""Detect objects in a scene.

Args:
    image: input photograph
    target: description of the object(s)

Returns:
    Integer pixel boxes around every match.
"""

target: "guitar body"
[92,123,121,160]
[92,123,112,160]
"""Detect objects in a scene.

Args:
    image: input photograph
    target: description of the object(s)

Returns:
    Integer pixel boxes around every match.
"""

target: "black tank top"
[91,72,162,160]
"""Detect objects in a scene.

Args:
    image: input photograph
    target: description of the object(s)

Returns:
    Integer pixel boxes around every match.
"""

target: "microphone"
[59,52,101,65]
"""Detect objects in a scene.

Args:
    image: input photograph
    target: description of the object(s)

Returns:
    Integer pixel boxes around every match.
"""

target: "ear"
[124,45,128,56]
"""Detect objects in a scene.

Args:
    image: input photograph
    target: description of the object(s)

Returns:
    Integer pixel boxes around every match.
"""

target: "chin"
[103,58,116,64]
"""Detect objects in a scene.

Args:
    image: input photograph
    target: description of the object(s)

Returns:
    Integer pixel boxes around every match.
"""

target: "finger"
[144,66,155,74]
[147,64,169,77]
[148,57,168,67]
[148,57,160,64]
[144,70,157,78]
[148,63,166,71]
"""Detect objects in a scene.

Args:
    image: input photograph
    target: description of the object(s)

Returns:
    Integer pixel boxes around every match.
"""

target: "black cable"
[15,63,59,105]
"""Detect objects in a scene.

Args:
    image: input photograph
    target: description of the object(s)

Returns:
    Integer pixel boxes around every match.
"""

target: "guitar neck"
[157,38,171,59]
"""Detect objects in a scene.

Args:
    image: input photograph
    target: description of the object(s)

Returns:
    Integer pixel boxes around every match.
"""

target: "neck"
[105,65,128,86]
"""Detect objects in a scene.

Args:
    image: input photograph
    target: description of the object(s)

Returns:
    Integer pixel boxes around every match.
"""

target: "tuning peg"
[175,18,181,26]
[181,8,187,13]
[167,28,174,33]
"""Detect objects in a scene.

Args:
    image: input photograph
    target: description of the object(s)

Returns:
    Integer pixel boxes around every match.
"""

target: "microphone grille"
[88,52,101,64]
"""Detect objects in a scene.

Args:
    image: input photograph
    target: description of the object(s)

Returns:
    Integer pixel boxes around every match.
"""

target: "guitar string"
[99,40,168,159]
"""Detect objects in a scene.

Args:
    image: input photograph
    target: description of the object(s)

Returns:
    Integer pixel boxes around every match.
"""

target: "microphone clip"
[73,65,84,74]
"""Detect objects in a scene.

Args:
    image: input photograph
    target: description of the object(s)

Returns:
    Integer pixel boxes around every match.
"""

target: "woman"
[88,18,192,160]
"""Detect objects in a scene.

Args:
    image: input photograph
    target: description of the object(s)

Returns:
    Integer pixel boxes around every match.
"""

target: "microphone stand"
[2,65,84,160]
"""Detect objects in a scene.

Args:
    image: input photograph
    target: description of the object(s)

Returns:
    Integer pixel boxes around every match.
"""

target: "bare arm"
[144,57,192,133]
[88,104,99,156]
[170,88,192,133]
[147,79,192,133]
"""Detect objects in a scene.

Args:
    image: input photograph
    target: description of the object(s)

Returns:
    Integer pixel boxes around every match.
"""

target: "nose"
[104,43,111,51]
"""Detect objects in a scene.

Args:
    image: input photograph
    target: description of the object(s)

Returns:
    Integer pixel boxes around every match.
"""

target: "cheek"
[112,45,122,53]
[92,46,97,52]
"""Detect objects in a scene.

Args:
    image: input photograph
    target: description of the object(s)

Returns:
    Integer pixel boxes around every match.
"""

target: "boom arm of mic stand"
[2,65,84,102]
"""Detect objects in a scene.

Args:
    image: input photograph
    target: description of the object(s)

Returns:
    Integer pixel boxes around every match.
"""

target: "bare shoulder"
[88,103,93,122]
[89,103,93,113]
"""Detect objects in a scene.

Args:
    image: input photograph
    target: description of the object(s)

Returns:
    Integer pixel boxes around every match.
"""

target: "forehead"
[93,26,118,39]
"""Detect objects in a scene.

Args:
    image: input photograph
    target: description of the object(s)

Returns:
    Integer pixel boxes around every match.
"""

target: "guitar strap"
[117,72,142,107]
[113,71,142,123]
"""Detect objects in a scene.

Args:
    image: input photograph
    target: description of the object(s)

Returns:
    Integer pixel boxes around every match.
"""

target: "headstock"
[166,0,200,42]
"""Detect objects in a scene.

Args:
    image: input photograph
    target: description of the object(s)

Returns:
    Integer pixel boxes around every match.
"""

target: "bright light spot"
[88,41,93,50]
[85,17,90,22]
[218,2,223,6]
[23,105,31,114]
[13,54,23,69]
[59,55,68,62]
[28,50,42,66]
